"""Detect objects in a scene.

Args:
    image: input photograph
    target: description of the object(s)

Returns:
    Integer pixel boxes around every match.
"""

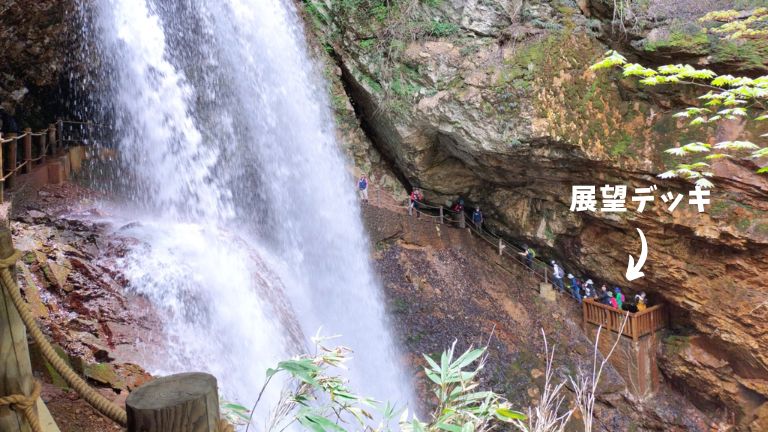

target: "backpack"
[529,248,536,258]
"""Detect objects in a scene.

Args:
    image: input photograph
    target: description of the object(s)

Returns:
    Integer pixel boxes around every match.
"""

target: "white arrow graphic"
[625,227,648,281]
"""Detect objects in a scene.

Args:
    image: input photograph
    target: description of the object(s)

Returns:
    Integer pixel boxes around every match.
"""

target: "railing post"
[544,266,548,284]
[439,206,444,224]
[0,133,4,203]
[498,238,503,256]
[458,213,465,228]
[23,128,32,174]
[56,120,63,151]
[48,124,56,156]
[5,132,17,189]
[127,372,220,432]
[0,226,38,432]
[632,313,639,341]
[39,132,47,165]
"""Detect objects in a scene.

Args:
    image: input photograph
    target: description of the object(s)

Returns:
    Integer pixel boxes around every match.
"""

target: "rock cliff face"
[0,0,78,126]
[4,0,768,428]
[363,203,711,431]
[302,0,768,429]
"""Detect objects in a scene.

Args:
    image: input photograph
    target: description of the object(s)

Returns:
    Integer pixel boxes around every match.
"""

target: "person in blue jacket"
[472,207,483,229]
[357,175,369,203]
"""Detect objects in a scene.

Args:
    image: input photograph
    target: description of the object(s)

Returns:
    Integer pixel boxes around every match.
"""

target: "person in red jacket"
[408,189,423,218]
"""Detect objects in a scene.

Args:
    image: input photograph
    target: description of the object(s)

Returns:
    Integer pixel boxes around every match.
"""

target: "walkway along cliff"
[300,0,768,429]
[0,0,767,430]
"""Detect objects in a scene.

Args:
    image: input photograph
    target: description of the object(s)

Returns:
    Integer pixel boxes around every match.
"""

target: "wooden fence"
[582,299,667,341]
[0,123,59,197]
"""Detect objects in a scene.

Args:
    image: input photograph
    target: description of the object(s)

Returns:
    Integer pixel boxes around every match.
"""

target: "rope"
[0,250,128,426]
[0,380,43,432]
[399,196,553,285]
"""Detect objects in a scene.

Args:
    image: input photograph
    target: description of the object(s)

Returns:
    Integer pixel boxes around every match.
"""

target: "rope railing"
[371,188,556,286]
[0,120,77,200]
[0,235,129,431]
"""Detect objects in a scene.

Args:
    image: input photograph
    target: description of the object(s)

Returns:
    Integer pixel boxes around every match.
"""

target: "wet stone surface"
[10,183,160,431]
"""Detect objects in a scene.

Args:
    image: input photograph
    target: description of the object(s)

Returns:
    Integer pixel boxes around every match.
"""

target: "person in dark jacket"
[472,207,484,229]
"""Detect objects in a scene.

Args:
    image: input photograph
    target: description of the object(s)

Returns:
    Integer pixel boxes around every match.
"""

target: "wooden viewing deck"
[582,299,667,341]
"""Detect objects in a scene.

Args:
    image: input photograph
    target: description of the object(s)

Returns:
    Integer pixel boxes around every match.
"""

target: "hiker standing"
[409,189,423,218]
[583,279,595,298]
[636,292,648,311]
[472,207,483,229]
[357,175,369,203]
[451,198,464,224]
[567,274,582,303]
[614,287,625,310]
[607,292,618,309]
[599,284,611,305]
[551,260,565,293]
[519,245,535,269]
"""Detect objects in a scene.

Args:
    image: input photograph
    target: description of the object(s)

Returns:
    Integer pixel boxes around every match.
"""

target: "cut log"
[126,372,219,432]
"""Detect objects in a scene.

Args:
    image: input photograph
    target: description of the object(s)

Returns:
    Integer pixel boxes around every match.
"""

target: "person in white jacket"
[551,260,565,293]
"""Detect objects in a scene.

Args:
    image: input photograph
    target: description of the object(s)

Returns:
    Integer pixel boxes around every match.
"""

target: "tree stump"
[126,372,220,432]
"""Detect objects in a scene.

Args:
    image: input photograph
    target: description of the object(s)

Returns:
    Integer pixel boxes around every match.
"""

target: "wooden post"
[47,124,56,157]
[544,267,548,284]
[23,129,31,174]
[38,133,46,165]
[498,238,503,256]
[56,121,63,150]
[458,212,465,229]
[439,207,444,224]
[127,372,219,432]
[0,227,37,432]
[0,133,4,203]
[5,133,17,189]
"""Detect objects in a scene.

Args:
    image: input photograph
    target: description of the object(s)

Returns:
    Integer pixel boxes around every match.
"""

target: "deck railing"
[582,299,667,341]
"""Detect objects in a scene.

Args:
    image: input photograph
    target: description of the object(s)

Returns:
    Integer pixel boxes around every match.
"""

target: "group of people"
[552,260,648,311]
[357,178,487,228]
[357,178,650,313]
[450,198,484,228]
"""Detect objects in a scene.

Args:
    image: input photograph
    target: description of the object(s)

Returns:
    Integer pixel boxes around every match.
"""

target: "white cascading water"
[84,0,412,419]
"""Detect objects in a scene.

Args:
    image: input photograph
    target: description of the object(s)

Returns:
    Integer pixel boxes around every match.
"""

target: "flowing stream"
[82,0,412,418]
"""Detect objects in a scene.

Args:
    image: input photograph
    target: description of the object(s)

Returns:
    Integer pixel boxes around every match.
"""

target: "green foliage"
[421,0,443,7]
[701,7,768,39]
[426,19,460,37]
[610,132,634,157]
[591,44,768,187]
[361,74,384,93]
[360,38,377,50]
[220,400,251,426]
[243,336,526,432]
[372,3,389,22]
[643,30,710,54]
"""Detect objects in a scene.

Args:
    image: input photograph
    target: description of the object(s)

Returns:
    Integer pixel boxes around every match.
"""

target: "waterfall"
[83,0,413,417]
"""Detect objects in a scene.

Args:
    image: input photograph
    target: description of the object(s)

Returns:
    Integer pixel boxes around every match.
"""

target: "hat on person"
[551,260,556,265]
[567,273,574,279]
[585,279,593,285]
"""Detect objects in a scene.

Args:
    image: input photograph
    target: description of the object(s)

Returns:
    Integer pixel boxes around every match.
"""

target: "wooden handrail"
[583,299,667,340]
[0,122,59,202]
